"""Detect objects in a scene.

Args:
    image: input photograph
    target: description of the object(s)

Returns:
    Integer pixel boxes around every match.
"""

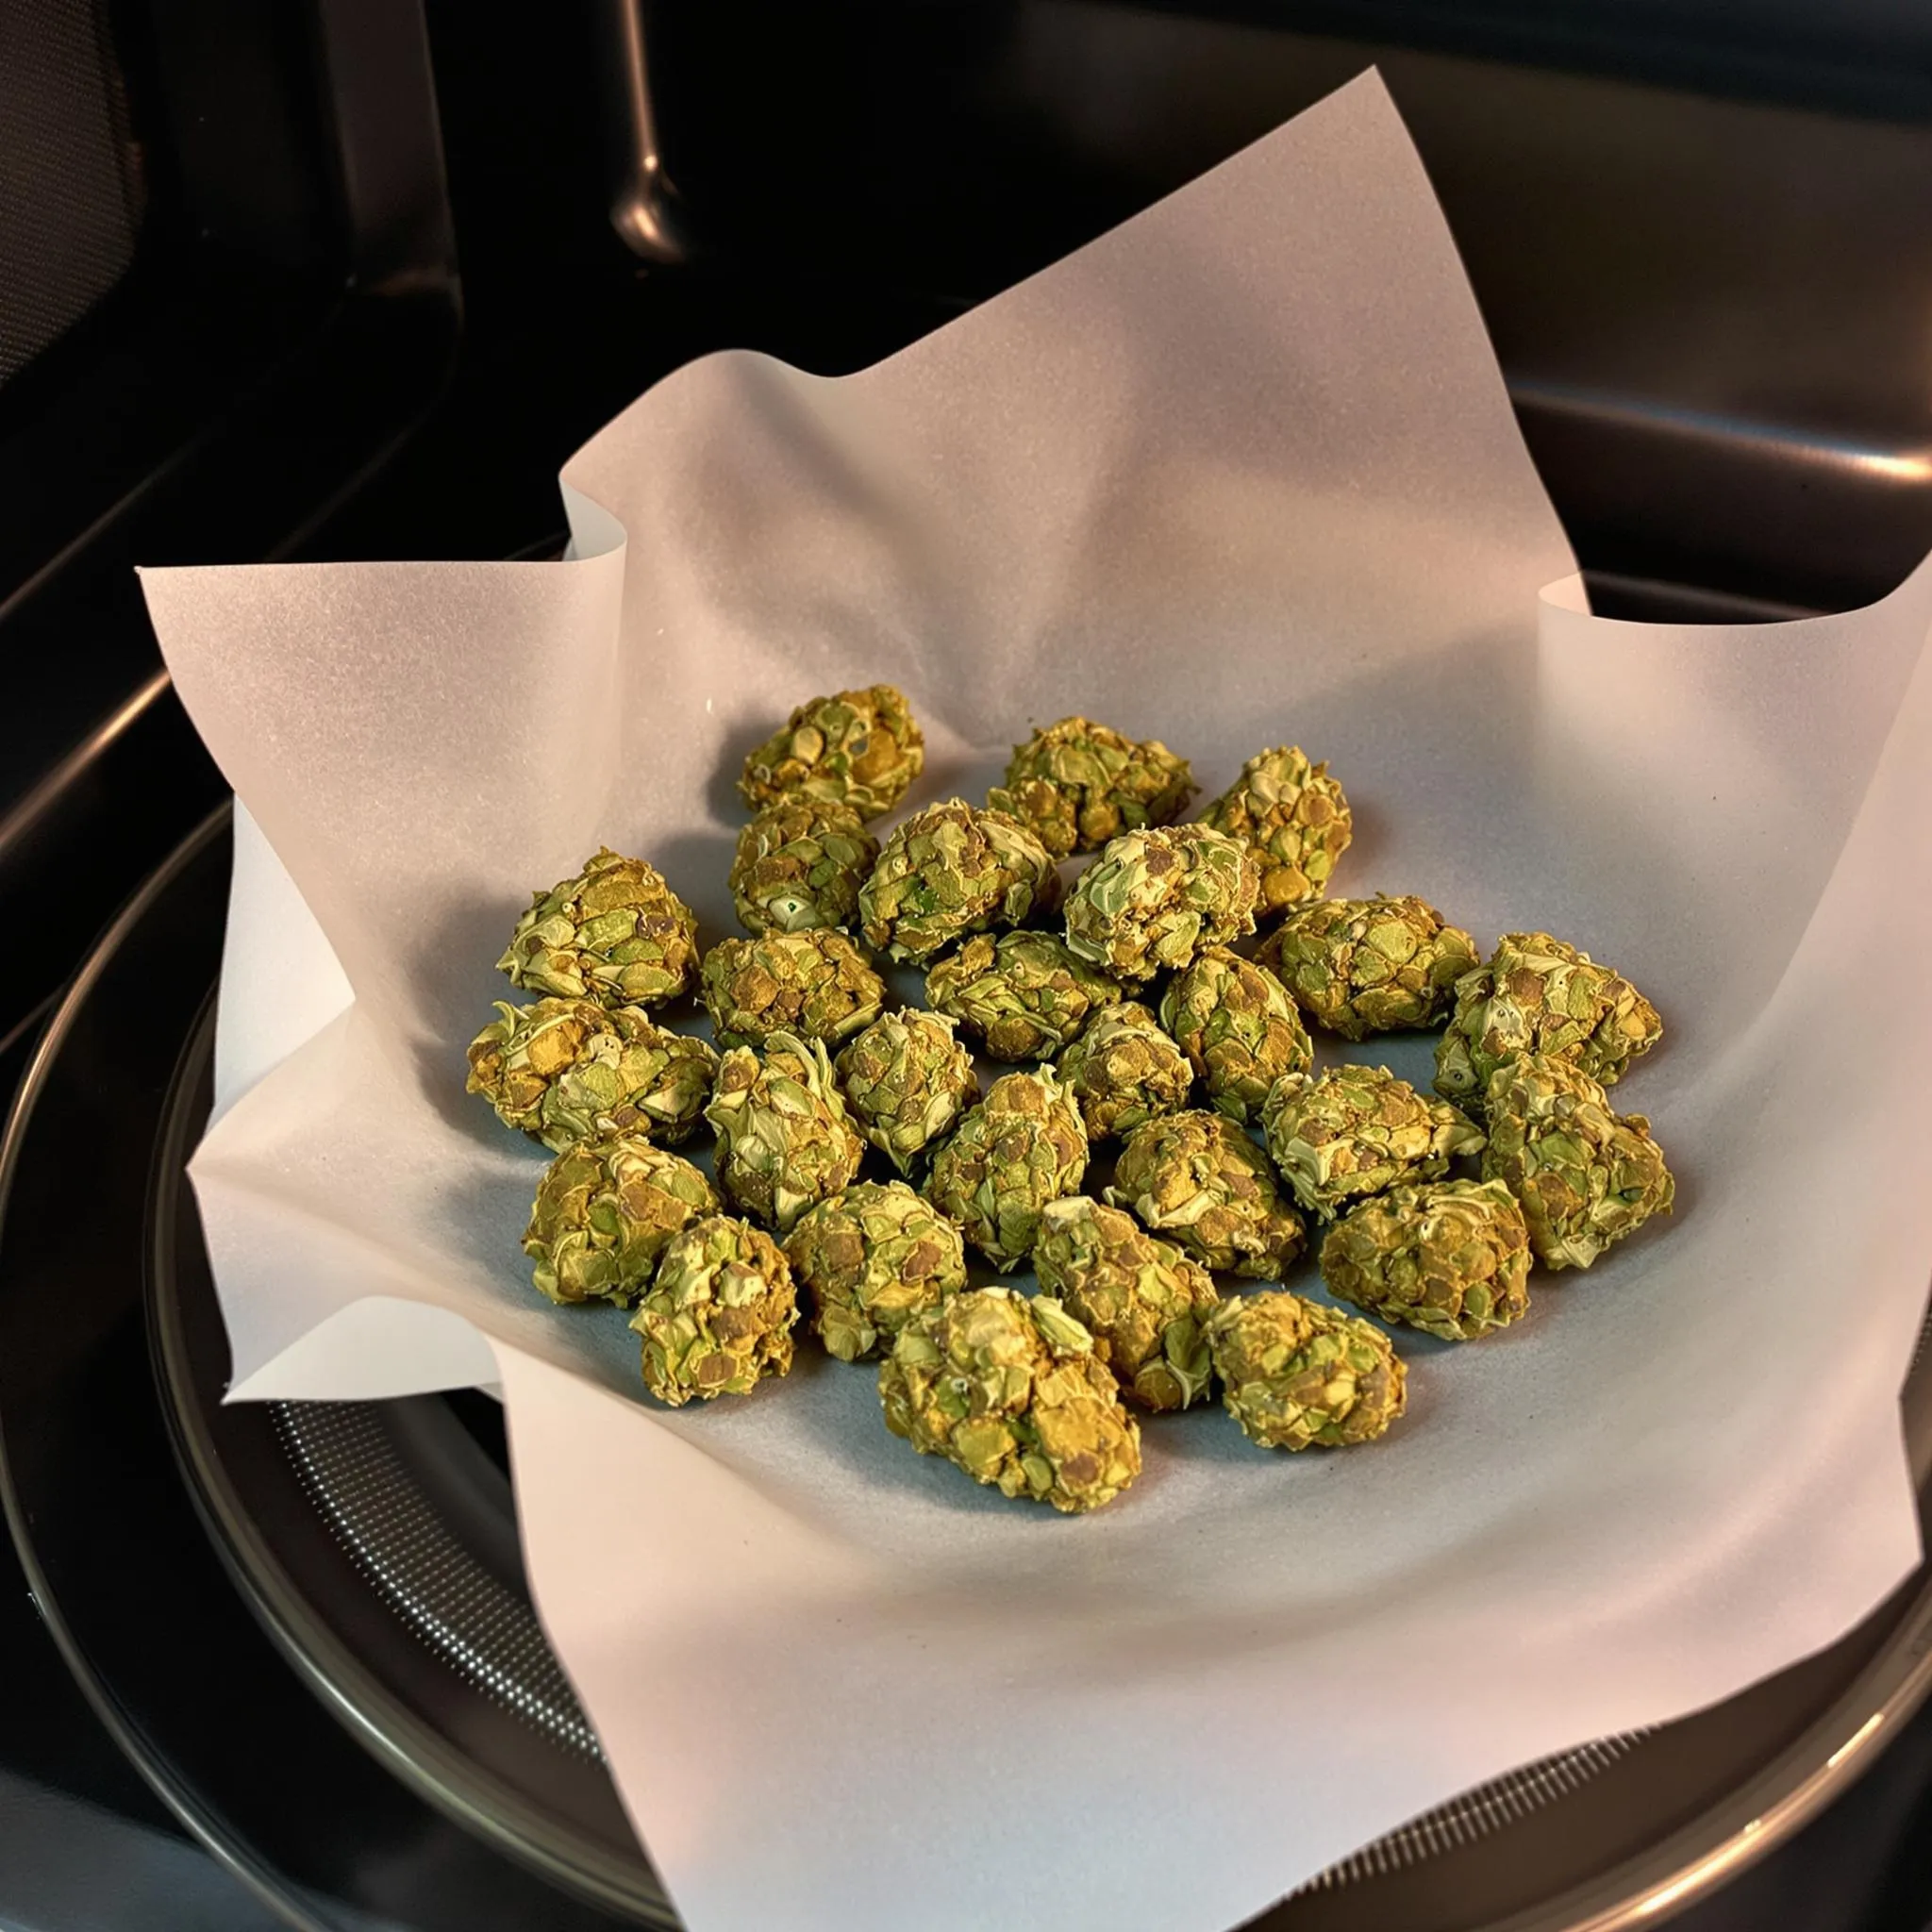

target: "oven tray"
[38,811,1932,1928]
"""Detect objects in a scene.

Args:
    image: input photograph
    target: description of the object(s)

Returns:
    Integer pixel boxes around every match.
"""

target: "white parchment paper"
[138,74,1932,1932]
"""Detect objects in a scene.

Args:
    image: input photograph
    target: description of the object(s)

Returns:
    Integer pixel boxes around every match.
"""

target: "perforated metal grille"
[1301,1733,1646,1890]
[270,1394,1648,1893]
[270,1400,603,1763]
[0,0,143,385]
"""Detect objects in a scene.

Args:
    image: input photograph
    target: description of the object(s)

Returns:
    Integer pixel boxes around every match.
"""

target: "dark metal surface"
[0,0,145,388]
[0,0,461,1060]
[642,1,1932,614]
[0,812,639,1932]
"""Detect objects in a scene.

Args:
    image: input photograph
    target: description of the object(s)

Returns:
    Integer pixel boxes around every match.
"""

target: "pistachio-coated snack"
[466,997,717,1152]
[1206,1291,1406,1450]
[858,799,1061,962]
[1196,746,1352,915]
[1158,945,1312,1125]
[522,1131,719,1307]
[1062,823,1259,982]
[924,1068,1089,1269]
[630,1214,797,1406]
[1258,894,1479,1041]
[1321,1178,1531,1341]
[1262,1064,1484,1221]
[728,799,879,935]
[1053,1000,1193,1142]
[924,930,1124,1061]
[705,1031,866,1234]
[1481,1053,1674,1270]
[784,1181,969,1363]
[1032,1196,1223,1411]
[497,846,700,1008]
[879,1287,1141,1513]
[833,1009,979,1174]
[1434,931,1662,1110]
[737,683,924,820]
[985,716,1195,859]
[698,930,886,1051]
[1107,1109,1306,1278]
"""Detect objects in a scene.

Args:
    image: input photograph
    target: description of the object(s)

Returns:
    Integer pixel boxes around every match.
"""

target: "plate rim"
[146,986,677,1927]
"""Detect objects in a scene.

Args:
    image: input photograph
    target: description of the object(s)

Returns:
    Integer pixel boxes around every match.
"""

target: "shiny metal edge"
[0,669,172,861]
[1472,1303,1932,1930]
[1492,1598,1932,1932]
[599,0,696,262]
[0,806,329,1932]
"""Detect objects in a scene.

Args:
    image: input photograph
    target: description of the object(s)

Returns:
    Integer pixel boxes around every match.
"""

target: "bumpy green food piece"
[878,1287,1141,1512]
[1107,1109,1305,1278]
[630,1214,797,1405]
[705,1031,867,1234]
[1051,996,1197,1143]
[985,716,1195,859]
[1481,1053,1674,1270]
[728,799,879,935]
[1054,1000,1194,1142]
[858,800,1061,962]
[833,1009,979,1175]
[784,1181,970,1363]
[497,846,700,1008]
[522,1132,719,1307]
[1032,1196,1222,1412]
[1206,1291,1406,1450]
[698,930,885,1050]
[1261,1065,1484,1221]
[1195,747,1352,915]
[465,997,717,1152]
[1258,894,1479,1041]
[1434,931,1662,1111]
[1158,945,1312,1125]
[924,930,1124,1061]
[737,684,924,820]
[924,1068,1089,1269]
[1062,824,1259,982]
[1321,1178,1531,1340]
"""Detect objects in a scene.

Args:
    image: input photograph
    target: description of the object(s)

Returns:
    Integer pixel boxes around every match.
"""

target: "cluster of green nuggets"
[466,686,1674,1514]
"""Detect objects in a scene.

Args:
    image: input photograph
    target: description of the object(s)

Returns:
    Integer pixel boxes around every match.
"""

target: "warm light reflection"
[1635,1868,1718,1917]
[1825,1709,1886,1771]
[1513,381,1932,486]
[1849,450,1932,484]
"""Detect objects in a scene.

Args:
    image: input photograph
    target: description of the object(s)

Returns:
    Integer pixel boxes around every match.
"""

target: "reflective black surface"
[0,817,644,1932]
